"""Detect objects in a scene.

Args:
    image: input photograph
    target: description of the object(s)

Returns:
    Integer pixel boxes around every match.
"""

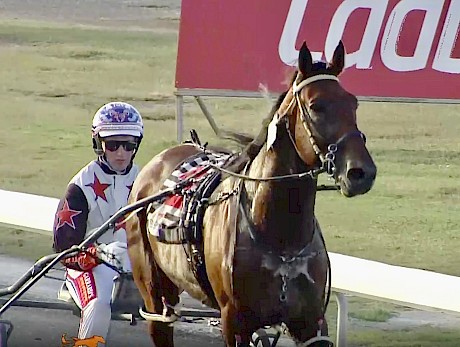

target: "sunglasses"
[103,141,137,152]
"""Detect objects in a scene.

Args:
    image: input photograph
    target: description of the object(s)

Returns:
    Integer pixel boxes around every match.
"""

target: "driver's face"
[101,135,136,172]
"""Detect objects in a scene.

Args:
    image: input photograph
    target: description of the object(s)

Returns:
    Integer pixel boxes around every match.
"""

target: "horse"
[126,41,377,347]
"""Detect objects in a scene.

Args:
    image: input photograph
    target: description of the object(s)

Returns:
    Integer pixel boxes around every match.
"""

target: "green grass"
[349,308,395,323]
[347,328,460,347]
[0,228,53,259]
[0,19,459,346]
[314,101,460,275]
[323,299,460,346]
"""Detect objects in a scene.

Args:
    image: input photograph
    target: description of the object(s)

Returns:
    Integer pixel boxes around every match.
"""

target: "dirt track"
[0,254,295,347]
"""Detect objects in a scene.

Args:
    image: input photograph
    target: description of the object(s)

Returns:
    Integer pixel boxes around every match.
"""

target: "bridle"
[288,73,366,178]
[209,73,366,184]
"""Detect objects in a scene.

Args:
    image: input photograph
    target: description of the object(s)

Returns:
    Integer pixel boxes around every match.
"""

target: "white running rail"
[0,189,58,234]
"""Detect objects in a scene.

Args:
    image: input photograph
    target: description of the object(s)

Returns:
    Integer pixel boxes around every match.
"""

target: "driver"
[52,101,144,343]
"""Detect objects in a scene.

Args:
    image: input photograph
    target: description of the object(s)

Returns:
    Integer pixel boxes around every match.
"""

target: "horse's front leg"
[148,320,173,347]
[220,304,252,347]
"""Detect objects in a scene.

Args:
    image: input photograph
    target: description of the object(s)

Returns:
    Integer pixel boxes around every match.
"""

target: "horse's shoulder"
[132,144,203,199]
[143,144,202,174]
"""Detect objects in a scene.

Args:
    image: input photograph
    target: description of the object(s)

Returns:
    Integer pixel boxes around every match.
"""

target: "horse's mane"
[243,63,328,160]
[243,90,287,159]
[223,91,288,173]
[261,60,329,131]
[224,62,330,171]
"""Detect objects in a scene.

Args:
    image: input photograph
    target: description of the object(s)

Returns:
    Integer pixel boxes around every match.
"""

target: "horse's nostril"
[347,168,365,181]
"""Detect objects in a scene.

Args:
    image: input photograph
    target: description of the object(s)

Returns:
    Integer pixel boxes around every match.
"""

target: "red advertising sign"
[175,0,460,101]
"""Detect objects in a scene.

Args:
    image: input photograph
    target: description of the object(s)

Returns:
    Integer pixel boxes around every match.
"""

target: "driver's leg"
[65,264,117,343]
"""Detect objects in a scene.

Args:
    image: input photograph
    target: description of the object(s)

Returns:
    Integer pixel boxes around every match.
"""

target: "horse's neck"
[245,128,317,253]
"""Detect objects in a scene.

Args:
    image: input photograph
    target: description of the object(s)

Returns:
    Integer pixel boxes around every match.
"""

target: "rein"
[207,162,325,182]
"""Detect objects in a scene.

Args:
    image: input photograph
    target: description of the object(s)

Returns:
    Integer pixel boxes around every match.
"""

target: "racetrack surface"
[0,254,294,346]
[2,308,225,347]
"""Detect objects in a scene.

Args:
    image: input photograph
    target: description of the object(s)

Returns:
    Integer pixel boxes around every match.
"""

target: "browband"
[293,74,339,94]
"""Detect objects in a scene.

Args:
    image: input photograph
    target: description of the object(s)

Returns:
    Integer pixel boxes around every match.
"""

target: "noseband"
[290,74,366,177]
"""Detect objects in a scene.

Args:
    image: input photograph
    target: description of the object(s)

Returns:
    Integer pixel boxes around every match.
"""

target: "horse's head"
[277,41,376,197]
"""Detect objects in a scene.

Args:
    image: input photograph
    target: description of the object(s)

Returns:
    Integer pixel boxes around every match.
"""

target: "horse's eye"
[309,101,326,113]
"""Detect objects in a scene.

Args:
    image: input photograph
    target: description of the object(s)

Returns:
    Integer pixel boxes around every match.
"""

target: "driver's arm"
[53,184,99,271]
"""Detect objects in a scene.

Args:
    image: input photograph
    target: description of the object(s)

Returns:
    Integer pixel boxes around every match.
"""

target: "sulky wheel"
[250,328,281,347]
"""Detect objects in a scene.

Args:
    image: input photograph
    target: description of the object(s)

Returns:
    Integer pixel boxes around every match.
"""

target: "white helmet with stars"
[91,102,144,155]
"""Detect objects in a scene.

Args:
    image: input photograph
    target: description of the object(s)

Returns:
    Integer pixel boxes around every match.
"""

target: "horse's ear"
[329,40,345,75]
[298,41,313,76]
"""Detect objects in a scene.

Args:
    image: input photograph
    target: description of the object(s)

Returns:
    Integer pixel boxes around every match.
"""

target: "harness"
[151,73,364,346]
[180,166,223,307]
[147,143,236,308]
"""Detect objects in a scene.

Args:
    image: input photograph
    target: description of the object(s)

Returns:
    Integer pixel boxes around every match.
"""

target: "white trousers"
[65,242,131,343]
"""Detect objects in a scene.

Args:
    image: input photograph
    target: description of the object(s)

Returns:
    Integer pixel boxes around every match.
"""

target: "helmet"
[91,102,144,155]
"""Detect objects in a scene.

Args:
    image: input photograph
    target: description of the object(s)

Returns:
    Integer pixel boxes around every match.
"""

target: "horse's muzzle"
[339,160,377,197]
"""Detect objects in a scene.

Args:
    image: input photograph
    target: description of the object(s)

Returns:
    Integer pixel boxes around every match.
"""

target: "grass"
[347,328,460,347]
[0,18,459,346]
[323,299,460,346]
[349,308,395,323]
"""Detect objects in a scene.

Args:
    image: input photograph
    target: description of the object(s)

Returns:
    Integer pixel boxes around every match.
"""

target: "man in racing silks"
[53,102,144,344]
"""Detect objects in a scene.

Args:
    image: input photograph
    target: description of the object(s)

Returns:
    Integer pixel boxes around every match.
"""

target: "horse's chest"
[234,248,318,305]
[261,253,319,307]
[261,253,316,283]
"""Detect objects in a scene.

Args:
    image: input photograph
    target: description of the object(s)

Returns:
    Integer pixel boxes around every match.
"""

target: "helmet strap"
[130,136,142,161]
[93,134,141,171]
[92,136,104,156]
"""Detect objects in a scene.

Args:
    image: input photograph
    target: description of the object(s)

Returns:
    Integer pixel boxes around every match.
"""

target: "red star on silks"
[85,173,111,202]
[56,200,81,229]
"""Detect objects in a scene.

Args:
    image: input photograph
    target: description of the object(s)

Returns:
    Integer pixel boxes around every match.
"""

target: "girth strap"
[184,170,222,308]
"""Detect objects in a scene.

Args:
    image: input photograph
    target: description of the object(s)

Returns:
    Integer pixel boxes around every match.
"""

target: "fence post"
[176,95,184,143]
[335,292,348,347]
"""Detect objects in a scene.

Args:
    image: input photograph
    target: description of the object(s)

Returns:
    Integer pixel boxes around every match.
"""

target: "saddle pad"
[147,151,231,243]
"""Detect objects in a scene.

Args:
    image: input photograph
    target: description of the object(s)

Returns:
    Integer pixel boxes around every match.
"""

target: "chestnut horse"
[126,41,377,347]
